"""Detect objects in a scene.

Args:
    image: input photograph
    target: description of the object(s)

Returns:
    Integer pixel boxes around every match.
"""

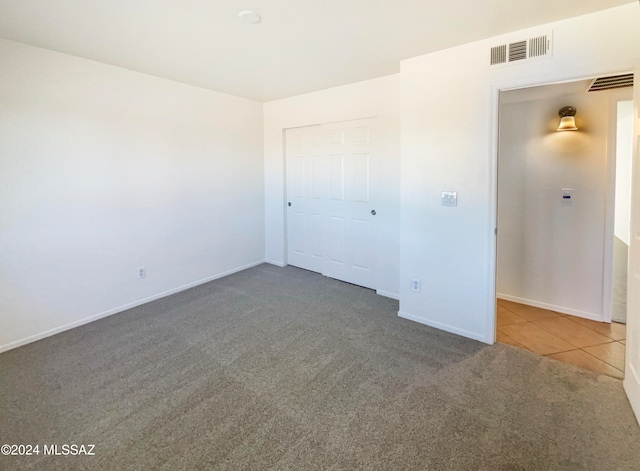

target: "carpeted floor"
[1,264,639,470]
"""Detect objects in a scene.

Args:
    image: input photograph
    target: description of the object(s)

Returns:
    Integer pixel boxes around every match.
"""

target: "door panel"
[290,157,305,198]
[352,219,370,269]
[624,69,640,422]
[329,216,345,264]
[327,130,344,145]
[285,125,323,272]
[329,155,344,201]
[311,214,324,258]
[286,118,377,289]
[353,153,370,203]
[322,118,377,289]
[290,211,306,255]
[353,126,370,144]
[311,157,327,199]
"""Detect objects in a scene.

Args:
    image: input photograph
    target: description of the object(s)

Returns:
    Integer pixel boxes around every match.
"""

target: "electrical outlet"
[411,278,421,292]
[138,267,146,279]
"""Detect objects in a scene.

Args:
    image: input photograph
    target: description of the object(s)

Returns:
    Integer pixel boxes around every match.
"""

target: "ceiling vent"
[490,32,552,67]
[587,74,634,92]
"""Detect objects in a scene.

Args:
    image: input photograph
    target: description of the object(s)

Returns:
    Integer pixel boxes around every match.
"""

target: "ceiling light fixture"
[239,10,261,24]
[556,106,578,131]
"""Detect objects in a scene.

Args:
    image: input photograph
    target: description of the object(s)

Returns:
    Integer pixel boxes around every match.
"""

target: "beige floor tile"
[496,330,529,351]
[498,323,575,355]
[546,350,624,379]
[495,301,627,376]
[583,342,626,371]
[497,300,561,321]
[496,298,510,307]
[497,306,528,327]
[530,317,613,348]
[565,317,626,341]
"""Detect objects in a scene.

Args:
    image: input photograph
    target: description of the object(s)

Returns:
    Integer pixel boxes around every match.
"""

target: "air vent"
[509,41,527,62]
[491,45,507,65]
[490,32,552,67]
[587,74,634,92]
[528,35,549,58]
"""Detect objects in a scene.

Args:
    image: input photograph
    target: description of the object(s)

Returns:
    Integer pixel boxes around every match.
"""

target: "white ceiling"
[0,0,633,102]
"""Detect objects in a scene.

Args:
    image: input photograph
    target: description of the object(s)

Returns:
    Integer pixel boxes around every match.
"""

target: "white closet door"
[624,70,640,422]
[285,118,377,290]
[322,118,376,289]
[285,125,324,273]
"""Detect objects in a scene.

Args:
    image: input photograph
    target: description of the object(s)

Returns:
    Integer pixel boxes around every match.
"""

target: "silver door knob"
[371,210,376,215]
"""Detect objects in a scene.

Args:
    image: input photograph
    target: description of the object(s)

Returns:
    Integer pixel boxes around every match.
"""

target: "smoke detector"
[239,10,261,24]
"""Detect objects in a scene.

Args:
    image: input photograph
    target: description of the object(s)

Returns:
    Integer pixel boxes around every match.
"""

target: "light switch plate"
[441,191,458,207]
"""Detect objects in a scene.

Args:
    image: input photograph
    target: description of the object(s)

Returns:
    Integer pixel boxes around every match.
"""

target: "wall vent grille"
[490,45,507,65]
[587,74,634,92]
[528,35,549,58]
[490,32,552,67]
[508,41,527,62]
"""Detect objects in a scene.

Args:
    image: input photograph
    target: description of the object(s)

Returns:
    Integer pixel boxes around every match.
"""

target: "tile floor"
[496,299,626,379]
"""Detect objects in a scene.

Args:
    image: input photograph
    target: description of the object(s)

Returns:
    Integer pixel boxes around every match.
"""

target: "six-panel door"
[285,118,376,289]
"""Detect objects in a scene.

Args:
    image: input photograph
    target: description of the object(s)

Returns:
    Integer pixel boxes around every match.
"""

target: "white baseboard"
[376,290,399,300]
[0,260,265,354]
[496,293,603,322]
[264,259,286,267]
[397,310,488,344]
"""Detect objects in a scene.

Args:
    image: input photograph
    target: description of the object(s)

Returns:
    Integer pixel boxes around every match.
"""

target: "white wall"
[399,4,640,342]
[616,100,634,245]
[497,90,614,319]
[3,6,638,353]
[0,39,265,352]
[263,75,401,298]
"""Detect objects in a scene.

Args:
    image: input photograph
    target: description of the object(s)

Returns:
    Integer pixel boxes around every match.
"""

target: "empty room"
[1,1,640,469]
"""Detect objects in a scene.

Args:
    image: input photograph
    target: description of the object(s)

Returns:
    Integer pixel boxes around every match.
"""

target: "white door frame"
[603,92,634,323]
[623,68,640,420]
[487,66,636,341]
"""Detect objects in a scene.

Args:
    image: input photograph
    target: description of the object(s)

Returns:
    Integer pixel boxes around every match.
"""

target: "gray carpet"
[1,264,639,470]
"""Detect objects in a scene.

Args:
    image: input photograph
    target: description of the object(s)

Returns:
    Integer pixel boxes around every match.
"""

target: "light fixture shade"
[557,116,578,131]
[556,106,578,131]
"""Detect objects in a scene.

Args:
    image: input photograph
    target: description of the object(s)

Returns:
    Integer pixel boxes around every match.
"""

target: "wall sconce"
[556,106,578,131]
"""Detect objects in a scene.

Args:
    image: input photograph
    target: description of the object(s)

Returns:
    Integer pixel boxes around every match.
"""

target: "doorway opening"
[494,75,633,379]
